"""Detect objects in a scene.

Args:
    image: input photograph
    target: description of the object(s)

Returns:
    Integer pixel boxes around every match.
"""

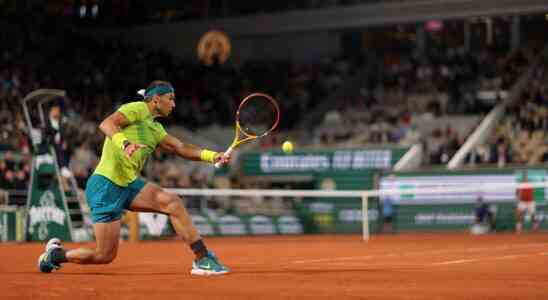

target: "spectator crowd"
[0,13,545,205]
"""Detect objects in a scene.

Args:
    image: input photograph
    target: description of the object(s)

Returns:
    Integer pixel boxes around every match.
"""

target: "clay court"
[1,233,547,300]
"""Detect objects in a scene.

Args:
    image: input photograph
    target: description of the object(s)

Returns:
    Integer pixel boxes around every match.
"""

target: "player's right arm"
[99,111,142,157]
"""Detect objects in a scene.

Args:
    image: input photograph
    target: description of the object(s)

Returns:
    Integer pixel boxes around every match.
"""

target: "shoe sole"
[190,269,229,276]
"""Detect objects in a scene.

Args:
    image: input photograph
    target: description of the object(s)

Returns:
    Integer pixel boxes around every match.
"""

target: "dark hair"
[144,80,173,102]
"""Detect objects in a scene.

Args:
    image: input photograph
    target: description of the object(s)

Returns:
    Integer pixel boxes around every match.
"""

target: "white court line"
[291,243,548,266]
[293,256,372,264]
[432,259,479,265]
[235,262,261,265]
[466,247,490,252]
[496,255,518,260]
[324,262,419,267]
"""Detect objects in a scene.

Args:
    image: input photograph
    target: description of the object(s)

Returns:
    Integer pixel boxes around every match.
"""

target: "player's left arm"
[99,111,144,158]
[159,134,230,164]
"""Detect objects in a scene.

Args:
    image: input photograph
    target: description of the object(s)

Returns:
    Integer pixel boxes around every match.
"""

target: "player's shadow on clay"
[59,271,185,276]
[232,266,424,275]
[17,271,184,276]
[19,266,422,276]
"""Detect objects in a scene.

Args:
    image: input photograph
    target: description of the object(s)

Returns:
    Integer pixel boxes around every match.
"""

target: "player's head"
[144,80,175,117]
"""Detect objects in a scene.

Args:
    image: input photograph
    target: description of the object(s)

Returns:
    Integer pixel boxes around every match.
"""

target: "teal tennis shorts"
[85,174,146,223]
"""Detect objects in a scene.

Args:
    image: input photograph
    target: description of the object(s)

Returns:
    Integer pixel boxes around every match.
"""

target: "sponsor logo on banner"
[139,213,169,236]
[191,215,215,236]
[309,202,334,214]
[338,209,378,222]
[35,153,54,170]
[261,154,330,172]
[415,213,475,224]
[218,215,246,235]
[277,215,303,234]
[309,202,335,229]
[249,215,275,235]
[259,150,392,173]
[29,190,66,240]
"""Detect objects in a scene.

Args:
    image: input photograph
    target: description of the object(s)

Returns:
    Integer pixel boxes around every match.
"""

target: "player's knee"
[164,194,184,215]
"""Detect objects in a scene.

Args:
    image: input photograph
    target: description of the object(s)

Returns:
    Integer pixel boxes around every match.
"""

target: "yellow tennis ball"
[282,141,293,154]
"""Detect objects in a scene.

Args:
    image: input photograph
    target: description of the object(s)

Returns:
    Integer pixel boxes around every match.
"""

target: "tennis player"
[515,170,539,233]
[39,80,230,276]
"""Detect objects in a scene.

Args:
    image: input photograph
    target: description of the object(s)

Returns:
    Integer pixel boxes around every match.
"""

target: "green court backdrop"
[25,151,73,241]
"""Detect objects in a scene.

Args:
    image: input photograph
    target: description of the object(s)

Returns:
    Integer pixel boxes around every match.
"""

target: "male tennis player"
[515,170,539,233]
[38,80,230,276]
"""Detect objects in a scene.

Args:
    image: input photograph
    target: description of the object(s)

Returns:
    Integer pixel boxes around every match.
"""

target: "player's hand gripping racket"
[215,92,280,168]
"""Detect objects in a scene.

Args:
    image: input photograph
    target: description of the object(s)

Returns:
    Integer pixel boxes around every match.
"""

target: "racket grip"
[214,147,234,168]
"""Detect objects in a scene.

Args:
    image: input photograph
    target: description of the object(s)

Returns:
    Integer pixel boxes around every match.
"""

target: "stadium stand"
[0,2,547,222]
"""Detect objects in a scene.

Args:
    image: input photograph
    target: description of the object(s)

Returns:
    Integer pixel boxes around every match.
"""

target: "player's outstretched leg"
[129,183,229,276]
[38,238,65,273]
[38,221,121,273]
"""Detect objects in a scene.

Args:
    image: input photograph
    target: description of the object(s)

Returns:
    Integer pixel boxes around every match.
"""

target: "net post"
[362,192,369,242]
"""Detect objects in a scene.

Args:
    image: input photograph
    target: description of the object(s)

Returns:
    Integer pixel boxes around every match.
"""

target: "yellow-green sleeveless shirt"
[94,101,167,187]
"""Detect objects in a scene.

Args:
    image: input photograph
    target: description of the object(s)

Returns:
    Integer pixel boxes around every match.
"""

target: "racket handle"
[214,147,234,168]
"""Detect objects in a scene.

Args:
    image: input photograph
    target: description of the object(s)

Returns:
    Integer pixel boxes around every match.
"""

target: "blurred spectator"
[0,189,7,205]
[2,170,15,189]
[73,166,90,190]
[14,169,27,190]
[489,138,512,168]
[3,150,17,171]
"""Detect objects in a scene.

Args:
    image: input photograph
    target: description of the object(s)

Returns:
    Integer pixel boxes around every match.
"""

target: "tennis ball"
[282,141,293,154]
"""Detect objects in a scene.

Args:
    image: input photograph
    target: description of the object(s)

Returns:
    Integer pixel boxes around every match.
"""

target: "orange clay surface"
[1,233,547,300]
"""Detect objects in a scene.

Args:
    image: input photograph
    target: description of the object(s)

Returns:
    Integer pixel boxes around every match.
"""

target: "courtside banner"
[136,213,305,239]
[304,198,380,234]
[0,206,25,242]
[242,148,408,175]
[394,202,548,232]
[26,153,73,241]
[380,168,548,204]
[380,174,516,204]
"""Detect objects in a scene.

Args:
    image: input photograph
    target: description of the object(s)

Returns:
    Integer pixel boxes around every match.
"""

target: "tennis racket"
[215,92,280,168]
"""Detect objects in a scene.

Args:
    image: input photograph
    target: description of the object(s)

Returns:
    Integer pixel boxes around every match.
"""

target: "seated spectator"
[0,188,7,205]
[2,170,16,190]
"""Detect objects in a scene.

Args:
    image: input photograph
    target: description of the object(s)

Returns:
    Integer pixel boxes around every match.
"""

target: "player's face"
[157,92,176,117]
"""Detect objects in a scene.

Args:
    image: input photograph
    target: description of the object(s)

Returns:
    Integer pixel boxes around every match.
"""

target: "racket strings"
[237,95,278,137]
